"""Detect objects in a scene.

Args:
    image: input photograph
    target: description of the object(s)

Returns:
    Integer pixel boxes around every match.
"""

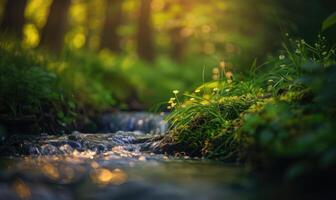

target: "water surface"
[0,113,249,200]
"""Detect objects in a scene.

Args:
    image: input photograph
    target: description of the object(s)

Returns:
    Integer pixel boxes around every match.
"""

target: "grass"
[165,82,258,158]
[0,39,77,134]
[164,31,336,179]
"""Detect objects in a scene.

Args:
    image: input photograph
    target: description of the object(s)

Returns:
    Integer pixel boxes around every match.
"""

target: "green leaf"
[68,101,76,109]
[250,58,258,75]
[195,81,222,91]
[322,12,336,31]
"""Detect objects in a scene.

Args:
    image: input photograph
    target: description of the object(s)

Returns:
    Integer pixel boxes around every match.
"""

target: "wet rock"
[139,142,152,151]
[68,131,82,141]
[28,146,41,155]
[41,132,48,136]
[40,144,60,155]
[59,144,73,154]
[93,144,107,153]
[71,131,81,135]
[122,145,138,152]
[66,140,82,150]
[112,137,127,145]
[147,137,194,156]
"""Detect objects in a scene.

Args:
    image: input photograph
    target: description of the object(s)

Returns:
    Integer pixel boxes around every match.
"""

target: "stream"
[0,112,250,200]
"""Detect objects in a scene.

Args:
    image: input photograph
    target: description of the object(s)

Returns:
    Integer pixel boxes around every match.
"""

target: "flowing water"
[0,112,250,200]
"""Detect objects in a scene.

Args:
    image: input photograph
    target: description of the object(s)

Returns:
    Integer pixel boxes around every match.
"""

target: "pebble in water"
[66,140,82,150]
[59,144,73,154]
[93,144,107,154]
[40,144,60,155]
[28,146,40,155]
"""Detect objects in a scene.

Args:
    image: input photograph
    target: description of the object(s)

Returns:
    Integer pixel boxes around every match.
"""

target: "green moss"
[165,33,336,179]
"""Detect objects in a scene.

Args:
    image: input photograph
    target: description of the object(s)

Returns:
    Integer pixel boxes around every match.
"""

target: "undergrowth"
[0,40,77,134]
[165,31,336,179]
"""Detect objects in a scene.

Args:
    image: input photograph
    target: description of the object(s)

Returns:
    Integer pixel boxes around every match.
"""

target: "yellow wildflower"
[219,61,226,70]
[225,71,233,80]
[212,67,219,75]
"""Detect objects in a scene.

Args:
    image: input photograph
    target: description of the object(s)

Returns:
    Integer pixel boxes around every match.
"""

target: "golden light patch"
[91,168,127,185]
[12,179,31,199]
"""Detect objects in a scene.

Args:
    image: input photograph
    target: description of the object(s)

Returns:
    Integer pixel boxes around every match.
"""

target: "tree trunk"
[137,0,155,62]
[169,23,185,63]
[100,0,123,52]
[40,0,71,52]
[0,0,28,38]
[168,0,191,62]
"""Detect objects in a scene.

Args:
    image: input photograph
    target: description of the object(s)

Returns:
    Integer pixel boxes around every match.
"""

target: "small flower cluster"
[212,60,233,82]
[167,97,177,110]
[278,54,287,68]
[294,39,306,55]
[167,90,180,110]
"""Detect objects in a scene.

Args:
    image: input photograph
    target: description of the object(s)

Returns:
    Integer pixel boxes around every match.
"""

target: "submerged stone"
[40,144,60,155]
[59,144,73,154]
[28,146,40,155]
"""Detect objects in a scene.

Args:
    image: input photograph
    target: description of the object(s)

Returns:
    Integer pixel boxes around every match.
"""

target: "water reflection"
[0,131,246,200]
[41,162,60,180]
[90,168,127,185]
[12,179,31,199]
[0,154,246,200]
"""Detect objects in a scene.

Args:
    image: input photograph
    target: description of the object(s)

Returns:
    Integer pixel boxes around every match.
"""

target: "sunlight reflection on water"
[0,152,246,200]
[0,131,246,200]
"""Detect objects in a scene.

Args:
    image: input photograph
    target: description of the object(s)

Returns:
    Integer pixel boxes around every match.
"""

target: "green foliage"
[240,37,336,178]
[165,73,259,157]
[0,35,215,129]
[165,31,336,179]
[54,50,121,110]
[0,41,56,116]
[242,101,336,178]
[262,34,335,95]
[0,39,77,133]
[51,49,212,110]
[322,12,336,31]
[242,62,336,176]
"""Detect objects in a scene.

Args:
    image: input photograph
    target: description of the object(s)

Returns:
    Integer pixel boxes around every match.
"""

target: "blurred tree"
[0,0,28,38]
[137,0,155,62]
[100,0,123,52]
[168,0,191,63]
[40,0,71,52]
